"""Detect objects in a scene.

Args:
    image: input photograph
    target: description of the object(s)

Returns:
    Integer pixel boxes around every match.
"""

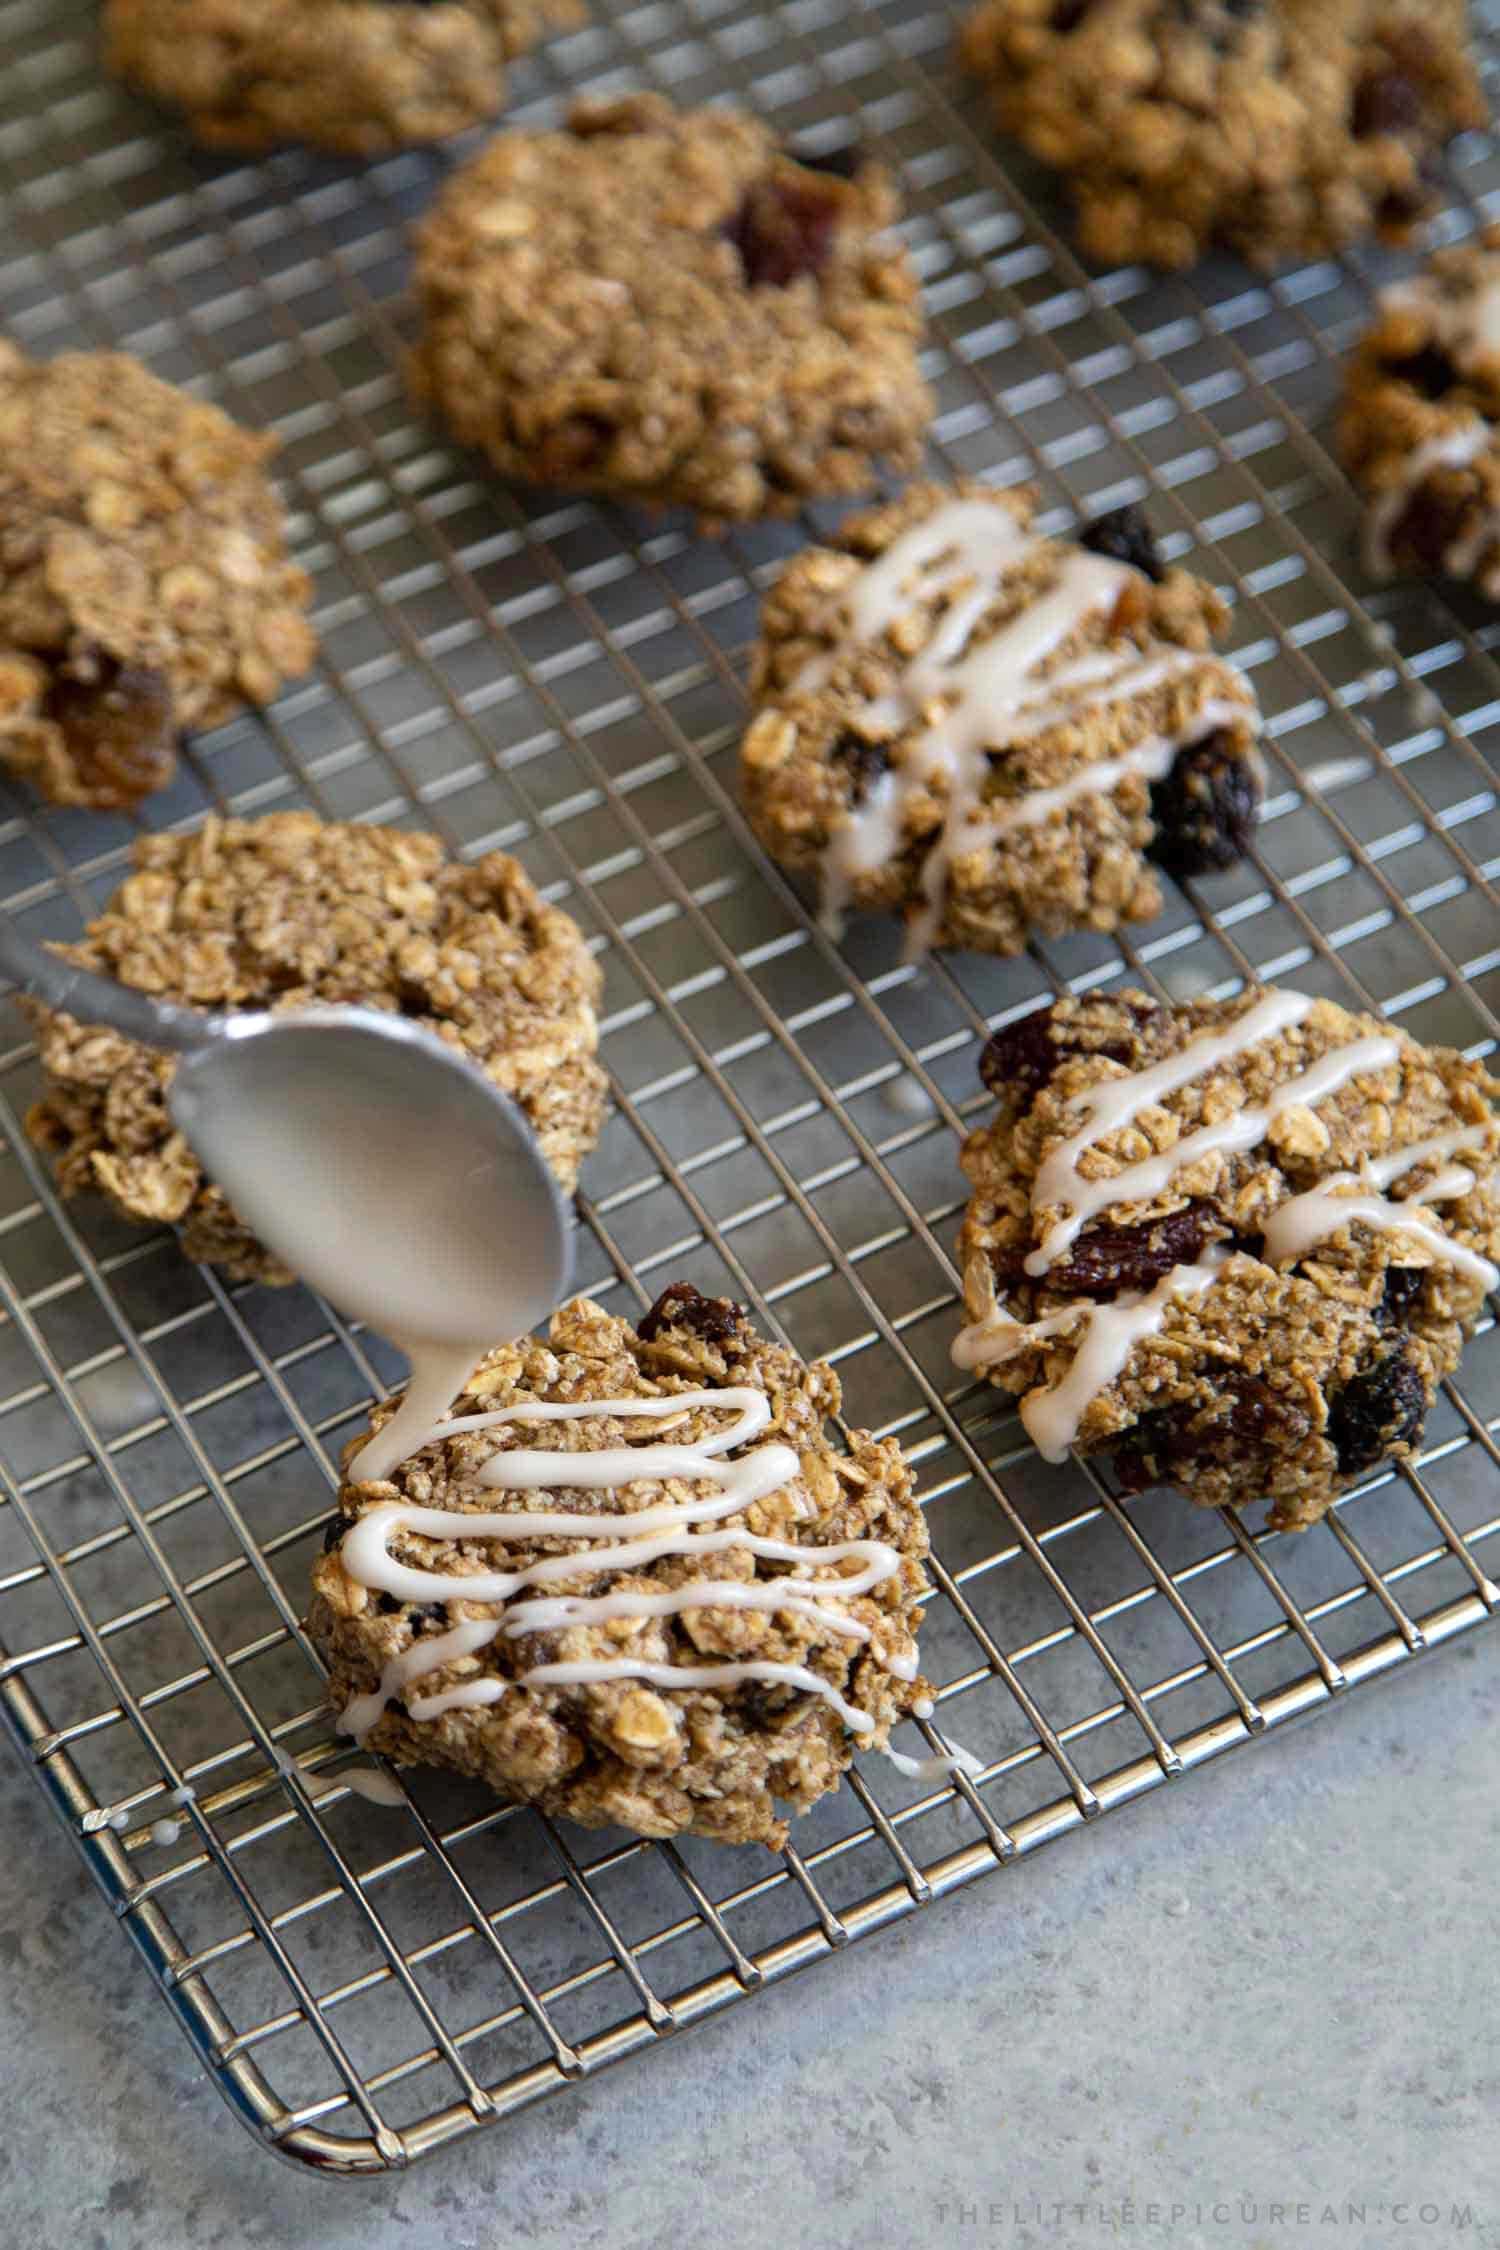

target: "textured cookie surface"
[740,484,1262,958]
[409,92,933,525]
[956,987,1500,1530]
[960,0,1484,271]
[309,1286,932,1848]
[1339,221,1500,598]
[0,344,315,810]
[104,0,584,154]
[24,813,606,1282]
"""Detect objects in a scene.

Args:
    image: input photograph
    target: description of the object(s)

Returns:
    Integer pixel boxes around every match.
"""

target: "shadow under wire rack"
[2,0,1500,2178]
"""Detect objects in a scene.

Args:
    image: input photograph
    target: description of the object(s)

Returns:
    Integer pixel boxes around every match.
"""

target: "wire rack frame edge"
[2,0,1500,2176]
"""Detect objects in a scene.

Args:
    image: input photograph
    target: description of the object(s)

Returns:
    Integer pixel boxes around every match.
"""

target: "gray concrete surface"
[3,1633,1497,2250]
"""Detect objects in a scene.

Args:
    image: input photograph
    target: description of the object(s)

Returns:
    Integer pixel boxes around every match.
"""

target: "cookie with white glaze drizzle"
[308,1287,942,1849]
[956,987,1500,1530]
[1340,222,1500,599]
[739,483,1263,959]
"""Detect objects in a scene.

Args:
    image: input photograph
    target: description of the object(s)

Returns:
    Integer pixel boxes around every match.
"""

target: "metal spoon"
[0,916,572,1348]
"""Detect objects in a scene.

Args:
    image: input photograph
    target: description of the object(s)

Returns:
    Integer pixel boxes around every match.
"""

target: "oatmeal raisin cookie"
[308,1283,932,1848]
[0,344,315,810]
[103,0,585,155]
[408,92,933,526]
[960,0,1484,272]
[741,483,1262,957]
[956,987,1500,1529]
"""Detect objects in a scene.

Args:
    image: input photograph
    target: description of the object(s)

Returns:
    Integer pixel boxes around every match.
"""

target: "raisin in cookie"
[960,1,1485,272]
[408,92,933,526]
[308,1283,933,1849]
[955,987,1500,1530]
[1339,223,1500,597]
[103,0,584,156]
[740,484,1262,958]
[24,813,606,1282]
[0,345,315,811]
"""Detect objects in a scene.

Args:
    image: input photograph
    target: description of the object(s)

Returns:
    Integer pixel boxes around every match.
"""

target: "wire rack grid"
[2,0,1500,2179]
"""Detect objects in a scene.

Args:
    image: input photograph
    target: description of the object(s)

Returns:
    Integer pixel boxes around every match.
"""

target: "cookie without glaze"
[104,0,585,155]
[409,93,934,526]
[0,344,315,810]
[740,483,1262,957]
[308,1287,932,1849]
[956,988,1500,1530]
[24,813,606,1282]
[1339,222,1500,598]
[960,0,1485,272]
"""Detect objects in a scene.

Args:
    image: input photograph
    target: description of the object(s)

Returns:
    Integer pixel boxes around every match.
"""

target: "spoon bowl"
[166,1006,572,1347]
[0,909,572,1354]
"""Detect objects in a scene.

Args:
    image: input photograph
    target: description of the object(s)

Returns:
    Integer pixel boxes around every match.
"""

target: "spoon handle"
[0,913,211,1055]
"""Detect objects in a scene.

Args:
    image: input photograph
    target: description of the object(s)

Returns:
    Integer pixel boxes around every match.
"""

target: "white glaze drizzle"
[958,1256,1228,1464]
[273,1741,410,1808]
[1383,271,1500,373]
[341,1618,505,1738]
[1364,1126,1490,1191]
[1027,1016,1402,1276]
[951,1303,1086,1373]
[339,1769,408,1808]
[1025,989,1315,1273]
[801,498,1257,955]
[351,1339,485,1486]
[984,730,1178,836]
[1262,1124,1499,1288]
[885,1733,987,1784]
[334,1388,918,1751]
[1365,416,1493,581]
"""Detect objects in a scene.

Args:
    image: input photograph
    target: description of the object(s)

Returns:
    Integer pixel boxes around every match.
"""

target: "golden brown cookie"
[309,1283,933,1848]
[740,484,1262,957]
[409,93,934,526]
[960,0,1484,271]
[103,0,585,155]
[0,343,315,811]
[24,813,607,1282]
[956,987,1500,1530]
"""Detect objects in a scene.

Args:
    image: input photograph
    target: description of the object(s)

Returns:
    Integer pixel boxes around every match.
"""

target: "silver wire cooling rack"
[3,0,1500,2179]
